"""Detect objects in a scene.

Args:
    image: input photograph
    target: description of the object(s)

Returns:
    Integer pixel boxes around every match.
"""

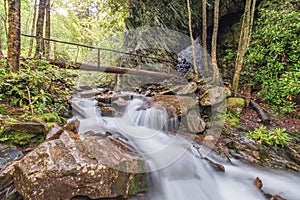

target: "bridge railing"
[21,34,175,74]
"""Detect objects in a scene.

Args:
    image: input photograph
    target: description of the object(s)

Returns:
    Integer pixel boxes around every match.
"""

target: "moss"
[33,112,62,123]
[128,175,147,195]
[226,98,245,116]
[0,104,10,115]
[112,173,147,196]
[2,117,20,124]
[0,131,45,146]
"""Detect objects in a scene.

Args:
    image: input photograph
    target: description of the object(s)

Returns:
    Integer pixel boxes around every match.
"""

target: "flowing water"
[74,97,300,200]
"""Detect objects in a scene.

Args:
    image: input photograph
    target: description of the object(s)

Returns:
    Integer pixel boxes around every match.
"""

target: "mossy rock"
[0,121,47,147]
[32,112,66,125]
[226,97,245,116]
[0,104,25,115]
[0,131,45,146]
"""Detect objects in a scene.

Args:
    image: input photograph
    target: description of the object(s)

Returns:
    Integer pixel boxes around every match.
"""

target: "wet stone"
[13,128,147,200]
[0,145,23,169]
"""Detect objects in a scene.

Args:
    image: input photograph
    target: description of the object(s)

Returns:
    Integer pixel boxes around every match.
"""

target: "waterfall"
[103,98,265,200]
[75,97,300,200]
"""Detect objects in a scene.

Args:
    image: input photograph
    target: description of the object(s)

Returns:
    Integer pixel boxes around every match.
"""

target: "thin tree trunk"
[23,8,32,44]
[232,0,254,96]
[0,22,5,59]
[2,0,8,38]
[211,0,220,83]
[53,41,56,59]
[247,0,256,48]
[28,0,38,57]
[34,0,46,59]
[7,0,21,71]
[187,0,198,78]
[44,0,51,58]
[202,0,208,73]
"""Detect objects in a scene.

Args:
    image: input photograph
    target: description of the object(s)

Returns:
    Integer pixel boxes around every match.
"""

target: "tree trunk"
[3,0,8,38]
[248,0,257,48]
[232,0,255,96]
[44,0,50,58]
[34,0,46,59]
[28,0,38,57]
[187,0,198,78]
[0,21,5,59]
[7,0,21,71]
[211,0,220,83]
[202,0,208,73]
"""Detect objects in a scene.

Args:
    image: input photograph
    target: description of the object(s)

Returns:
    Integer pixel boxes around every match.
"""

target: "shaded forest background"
[0,0,299,115]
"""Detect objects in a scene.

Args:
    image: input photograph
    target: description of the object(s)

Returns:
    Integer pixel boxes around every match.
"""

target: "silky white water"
[75,97,300,200]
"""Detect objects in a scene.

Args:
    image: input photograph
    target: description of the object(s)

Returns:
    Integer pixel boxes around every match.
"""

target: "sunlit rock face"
[13,127,146,200]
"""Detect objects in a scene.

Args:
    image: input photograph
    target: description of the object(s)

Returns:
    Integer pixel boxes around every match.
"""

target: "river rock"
[0,145,23,170]
[46,119,80,140]
[152,95,198,116]
[99,102,117,116]
[182,109,206,133]
[226,97,245,115]
[0,161,17,191]
[199,86,226,106]
[13,129,147,200]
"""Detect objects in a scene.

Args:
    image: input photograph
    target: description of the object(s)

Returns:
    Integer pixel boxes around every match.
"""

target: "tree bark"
[34,0,46,59]
[187,0,198,77]
[7,0,21,71]
[202,0,208,73]
[211,0,220,83]
[44,0,51,58]
[232,0,256,96]
[28,0,38,57]
[248,0,257,49]
[3,0,8,38]
[0,21,5,59]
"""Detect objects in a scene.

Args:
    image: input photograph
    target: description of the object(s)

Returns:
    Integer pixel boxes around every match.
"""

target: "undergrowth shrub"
[244,9,300,113]
[0,60,77,115]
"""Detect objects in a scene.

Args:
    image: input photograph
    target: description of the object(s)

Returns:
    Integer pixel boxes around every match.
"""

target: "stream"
[72,96,300,200]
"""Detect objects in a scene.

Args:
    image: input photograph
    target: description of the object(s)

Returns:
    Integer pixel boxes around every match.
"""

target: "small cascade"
[122,98,178,132]
[72,97,104,134]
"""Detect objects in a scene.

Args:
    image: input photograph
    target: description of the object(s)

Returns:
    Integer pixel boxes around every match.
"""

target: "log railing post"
[137,56,141,71]
[97,48,100,71]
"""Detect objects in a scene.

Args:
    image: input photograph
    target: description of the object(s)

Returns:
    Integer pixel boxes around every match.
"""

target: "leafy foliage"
[0,60,76,115]
[244,9,300,113]
[218,112,240,127]
[246,126,292,147]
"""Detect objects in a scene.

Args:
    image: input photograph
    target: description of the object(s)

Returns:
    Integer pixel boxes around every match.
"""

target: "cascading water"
[74,96,300,200]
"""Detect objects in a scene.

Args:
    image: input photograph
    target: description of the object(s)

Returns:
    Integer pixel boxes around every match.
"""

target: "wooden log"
[75,62,178,79]
[20,57,177,79]
[250,100,270,125]
[47,59,68,68]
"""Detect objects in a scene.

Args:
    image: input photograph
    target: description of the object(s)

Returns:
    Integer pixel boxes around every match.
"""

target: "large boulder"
[13,128,147,200]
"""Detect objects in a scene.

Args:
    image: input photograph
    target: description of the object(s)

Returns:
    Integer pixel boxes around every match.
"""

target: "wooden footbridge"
[21,34,178,79]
